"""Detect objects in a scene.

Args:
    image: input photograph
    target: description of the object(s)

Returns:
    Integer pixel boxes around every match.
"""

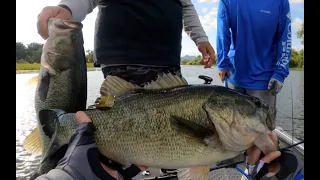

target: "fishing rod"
[290,81,295,147]
[283,140,304,149]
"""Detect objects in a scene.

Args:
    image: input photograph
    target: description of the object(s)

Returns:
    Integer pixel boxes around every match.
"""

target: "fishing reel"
[198,75,213,84]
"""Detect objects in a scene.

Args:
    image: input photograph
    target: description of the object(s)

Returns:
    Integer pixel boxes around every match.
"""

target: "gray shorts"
[227,82,277,108]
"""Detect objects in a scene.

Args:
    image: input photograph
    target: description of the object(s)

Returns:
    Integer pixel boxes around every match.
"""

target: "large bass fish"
[25,72,277,180]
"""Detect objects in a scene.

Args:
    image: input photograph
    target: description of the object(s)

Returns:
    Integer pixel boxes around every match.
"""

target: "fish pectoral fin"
[95,95,115,109]
[177,165,210,180]
[100,75,141,97]
[169,115,213,145]
[143,72,188,89]
[25,75,39,87]
[23,127,42,155]
[100,73,188,97]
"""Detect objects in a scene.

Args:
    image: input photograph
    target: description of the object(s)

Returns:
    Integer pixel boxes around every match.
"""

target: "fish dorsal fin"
[177,165,210,180]
[143,73,188,89]
[100,75,141,97]
[95,95,115,109]
[100,72,189,97]
[23,127,42,155]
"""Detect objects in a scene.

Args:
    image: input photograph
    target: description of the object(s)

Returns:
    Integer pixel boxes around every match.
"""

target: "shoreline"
[16,67,304,74]
[16,68,99,74]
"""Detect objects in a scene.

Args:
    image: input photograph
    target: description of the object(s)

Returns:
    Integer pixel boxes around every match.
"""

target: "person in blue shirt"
[216,0,292,107]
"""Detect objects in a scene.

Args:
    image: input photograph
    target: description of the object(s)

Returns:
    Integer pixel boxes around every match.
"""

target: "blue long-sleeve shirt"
[216,0,292,89]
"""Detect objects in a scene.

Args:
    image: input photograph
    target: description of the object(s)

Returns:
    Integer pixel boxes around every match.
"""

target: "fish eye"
[254,99,261,107]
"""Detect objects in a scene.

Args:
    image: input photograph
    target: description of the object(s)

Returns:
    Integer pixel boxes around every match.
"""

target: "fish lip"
[48,18,83,30]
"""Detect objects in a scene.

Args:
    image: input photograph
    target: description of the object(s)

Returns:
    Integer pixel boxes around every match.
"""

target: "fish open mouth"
[49,18,83,30]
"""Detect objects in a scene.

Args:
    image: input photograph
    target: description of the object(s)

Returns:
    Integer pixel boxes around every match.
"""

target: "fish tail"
[23,127,42,155]
[24,109,69,178]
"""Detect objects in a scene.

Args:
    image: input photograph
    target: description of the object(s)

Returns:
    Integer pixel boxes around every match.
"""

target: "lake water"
[16,65,304,180]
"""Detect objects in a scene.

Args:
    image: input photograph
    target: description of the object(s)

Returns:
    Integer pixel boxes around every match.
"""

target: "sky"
[16,0,304,57]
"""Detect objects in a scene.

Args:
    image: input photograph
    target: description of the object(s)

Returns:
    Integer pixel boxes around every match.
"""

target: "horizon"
[16,0,304,56]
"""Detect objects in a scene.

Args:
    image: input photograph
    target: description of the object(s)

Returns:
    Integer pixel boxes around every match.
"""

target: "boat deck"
[133,162,248,180]
[133,126,304,180]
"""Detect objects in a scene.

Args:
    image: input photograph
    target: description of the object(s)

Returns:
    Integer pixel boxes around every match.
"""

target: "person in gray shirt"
[37,0,215,86]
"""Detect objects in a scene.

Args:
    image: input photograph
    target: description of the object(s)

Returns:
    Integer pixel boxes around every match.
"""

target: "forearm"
[59,0,98,22]
[216,0,231,71]
[216,31,231,71]
[274,0,292,83]
[181,0,209,45]
[35,169,76,180]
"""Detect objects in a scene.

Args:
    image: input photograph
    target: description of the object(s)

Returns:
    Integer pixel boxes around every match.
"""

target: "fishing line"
[281,140,304,150]
[277,111,304,121]
[290,81,295,147]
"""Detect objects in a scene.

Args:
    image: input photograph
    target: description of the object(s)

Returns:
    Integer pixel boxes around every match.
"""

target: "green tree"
[297,23,304,45]
[28,48,43,63]
[26,43,43,63]
[289,49,299,68]
[186,55,202,65]
[26,42,43,55]
[16,42,27,61]
[180,59,189,65]
[298,49,304,68]
[85,50,94,63]
[289,49,304,68]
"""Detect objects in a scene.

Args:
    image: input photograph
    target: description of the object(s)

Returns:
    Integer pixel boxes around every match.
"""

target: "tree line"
[16,42,95,64]
[17,43,303,68]
[181,48,304,69]
[16,23,304,68]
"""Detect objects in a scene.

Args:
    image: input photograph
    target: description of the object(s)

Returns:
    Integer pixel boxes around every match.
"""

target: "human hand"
[55,111,147,180]
[218,70,230,83]
[268,78,283,96]
[37,5,73,39]
[198,42,216,68]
